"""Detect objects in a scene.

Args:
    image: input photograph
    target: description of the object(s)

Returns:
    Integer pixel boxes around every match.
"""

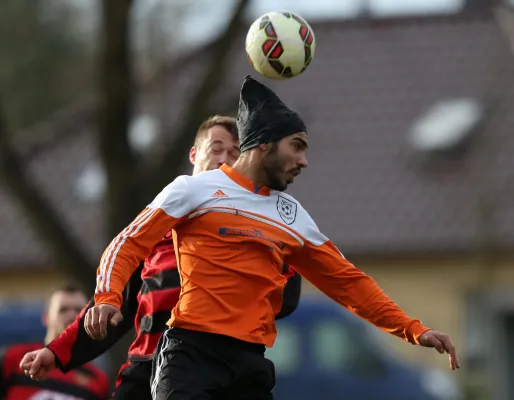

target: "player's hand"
[19,348,56,381]
[84,304,123,340]
[419,329,460,370]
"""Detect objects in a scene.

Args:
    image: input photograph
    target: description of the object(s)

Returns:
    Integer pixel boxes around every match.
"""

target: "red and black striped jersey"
[0,343,109,400]
[126,230,181,360]
[47,232,301,369]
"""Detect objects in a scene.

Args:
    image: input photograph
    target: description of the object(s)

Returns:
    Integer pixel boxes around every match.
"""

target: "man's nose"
[217,154,229,167]
[298,155,308,169]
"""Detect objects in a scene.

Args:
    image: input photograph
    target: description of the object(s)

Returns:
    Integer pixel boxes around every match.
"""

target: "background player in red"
[0,284,109,400]
[19,115,302,399]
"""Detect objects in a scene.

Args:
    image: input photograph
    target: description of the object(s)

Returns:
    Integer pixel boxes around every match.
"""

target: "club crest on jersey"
[277,195,297,225]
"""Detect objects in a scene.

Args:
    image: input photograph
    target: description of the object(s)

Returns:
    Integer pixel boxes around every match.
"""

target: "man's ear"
[189,146,197,166]
[259,143,269,152]
[42,313,48,328]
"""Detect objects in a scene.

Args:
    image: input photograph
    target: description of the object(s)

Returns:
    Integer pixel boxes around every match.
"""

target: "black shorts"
[151,327,276,400]
[112,360,153,400]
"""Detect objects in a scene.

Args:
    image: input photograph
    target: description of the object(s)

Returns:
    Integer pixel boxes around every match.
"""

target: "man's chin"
[283,178,295,188]
[270,182,288,192]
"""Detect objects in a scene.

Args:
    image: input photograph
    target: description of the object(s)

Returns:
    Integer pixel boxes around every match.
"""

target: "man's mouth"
[287,170,300,184]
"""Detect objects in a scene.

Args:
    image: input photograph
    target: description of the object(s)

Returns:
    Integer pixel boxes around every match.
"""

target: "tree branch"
[96,1,144,383]
[98,0,139,237]
[144,0,250,194]
[0,104,95,294]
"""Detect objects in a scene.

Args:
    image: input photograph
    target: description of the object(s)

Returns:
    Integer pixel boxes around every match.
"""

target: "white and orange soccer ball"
[245,11,316,80]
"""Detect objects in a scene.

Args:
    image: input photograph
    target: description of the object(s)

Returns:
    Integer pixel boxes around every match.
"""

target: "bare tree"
[0,106,95,285]
[0,0,94,135]
[133,0,190,82]
[0,0,250,379]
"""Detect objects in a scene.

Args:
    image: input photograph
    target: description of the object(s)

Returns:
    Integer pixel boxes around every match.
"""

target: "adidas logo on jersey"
[211,190,228,198]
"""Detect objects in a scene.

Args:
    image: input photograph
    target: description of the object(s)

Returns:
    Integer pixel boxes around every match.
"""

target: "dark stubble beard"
[261,143,288,191]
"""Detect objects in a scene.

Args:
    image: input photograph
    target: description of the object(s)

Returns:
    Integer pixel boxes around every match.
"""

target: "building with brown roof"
[1,8,513,395]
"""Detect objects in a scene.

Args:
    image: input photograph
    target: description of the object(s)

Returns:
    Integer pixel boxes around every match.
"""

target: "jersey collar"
[220,163,271,196]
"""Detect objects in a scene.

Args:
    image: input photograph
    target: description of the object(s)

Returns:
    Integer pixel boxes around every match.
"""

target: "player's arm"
[275,264,301,320]
[46,263,143,372]
[290,233,460,370]
[88,175,195,339]
[286,218,430,345]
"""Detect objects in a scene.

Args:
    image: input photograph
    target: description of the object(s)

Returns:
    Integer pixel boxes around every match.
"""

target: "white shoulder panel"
[185,171,330,247]
[148,174,197,218]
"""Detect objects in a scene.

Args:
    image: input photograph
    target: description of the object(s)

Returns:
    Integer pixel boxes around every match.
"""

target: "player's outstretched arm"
[287,220,459,370]
[87,175,195,340]
[275,265,301,320]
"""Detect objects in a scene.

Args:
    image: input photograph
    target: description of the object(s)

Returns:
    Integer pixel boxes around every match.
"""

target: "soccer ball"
[245,11,315,80]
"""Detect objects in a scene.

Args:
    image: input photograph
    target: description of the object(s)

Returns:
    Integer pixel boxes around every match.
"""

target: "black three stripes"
[140,269,181,295]
[139,269,181,334]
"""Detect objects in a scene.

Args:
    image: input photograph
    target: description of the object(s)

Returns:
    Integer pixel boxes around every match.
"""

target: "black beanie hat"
[236,75,307,153]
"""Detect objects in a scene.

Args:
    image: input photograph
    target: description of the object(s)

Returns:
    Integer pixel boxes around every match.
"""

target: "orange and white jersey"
[95,163,430,347]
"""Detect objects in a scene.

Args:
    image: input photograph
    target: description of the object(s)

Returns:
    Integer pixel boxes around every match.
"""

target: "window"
[408,98,484,153]
[265,323,300,375]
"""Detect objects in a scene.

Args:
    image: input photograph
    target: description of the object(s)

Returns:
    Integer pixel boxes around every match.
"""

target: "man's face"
[190,125,240,174]
[44,290,87,337]
[261,132,308,191]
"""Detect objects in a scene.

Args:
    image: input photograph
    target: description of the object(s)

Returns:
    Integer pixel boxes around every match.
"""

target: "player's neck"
[232,155,267,189]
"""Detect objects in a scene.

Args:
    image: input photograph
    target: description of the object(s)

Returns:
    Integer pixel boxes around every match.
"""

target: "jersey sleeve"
[287,213,431,345]
[97,369,111,399]
[47,264,143,372]
[0,346,19,394]
[94,175,194,308]
[275,265,301,320]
